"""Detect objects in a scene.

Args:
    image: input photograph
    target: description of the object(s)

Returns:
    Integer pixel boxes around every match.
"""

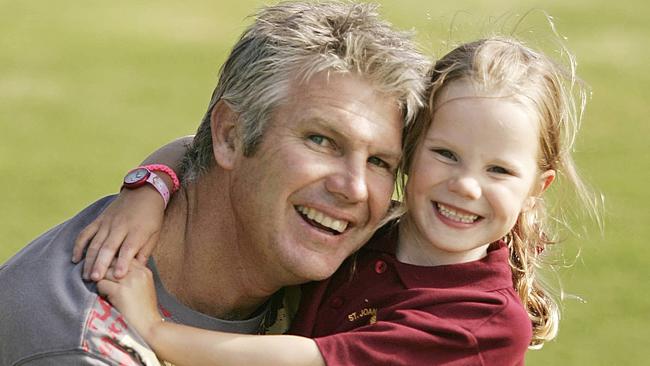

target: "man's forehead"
[287,71,395,105]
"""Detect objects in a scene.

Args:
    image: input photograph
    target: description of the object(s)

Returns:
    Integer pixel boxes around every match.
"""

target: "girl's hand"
[97,260,163,342]
[72,186,165,281]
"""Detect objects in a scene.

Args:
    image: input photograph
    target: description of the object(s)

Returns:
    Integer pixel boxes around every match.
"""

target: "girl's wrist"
[121,164,180,207]
[142,317,167,349]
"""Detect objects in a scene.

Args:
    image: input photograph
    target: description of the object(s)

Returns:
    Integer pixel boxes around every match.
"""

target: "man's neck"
[150,176,282,320]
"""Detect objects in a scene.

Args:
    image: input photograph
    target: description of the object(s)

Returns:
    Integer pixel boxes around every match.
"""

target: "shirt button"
[330,296,344,309]
[375,260,387,274]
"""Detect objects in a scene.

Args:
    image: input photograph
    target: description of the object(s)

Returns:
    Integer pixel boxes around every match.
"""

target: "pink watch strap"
[146,171,170,207]
[143,164,180,193]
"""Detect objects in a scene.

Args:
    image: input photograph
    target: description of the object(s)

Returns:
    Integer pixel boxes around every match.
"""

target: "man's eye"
[488,166,511,175]
[433,149,457,161]
[368,156,390,169]
[308,135,331,147]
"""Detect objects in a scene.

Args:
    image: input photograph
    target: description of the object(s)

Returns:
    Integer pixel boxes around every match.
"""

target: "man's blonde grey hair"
[181,1,429,181]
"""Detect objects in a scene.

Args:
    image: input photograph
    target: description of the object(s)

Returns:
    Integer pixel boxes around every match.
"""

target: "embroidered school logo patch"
[347,307,378,325]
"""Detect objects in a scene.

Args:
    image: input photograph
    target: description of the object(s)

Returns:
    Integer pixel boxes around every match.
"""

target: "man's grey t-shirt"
[0,196,276,366]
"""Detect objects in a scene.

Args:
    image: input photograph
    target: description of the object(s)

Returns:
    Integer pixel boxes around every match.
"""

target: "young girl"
[77,36,597,365]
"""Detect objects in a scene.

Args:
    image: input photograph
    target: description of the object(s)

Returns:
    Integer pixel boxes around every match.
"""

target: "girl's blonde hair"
[400,37,600,348]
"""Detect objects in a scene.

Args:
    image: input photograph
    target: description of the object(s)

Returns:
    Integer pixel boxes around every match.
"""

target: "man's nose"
[447,174,482,200]
[325,158,369,203]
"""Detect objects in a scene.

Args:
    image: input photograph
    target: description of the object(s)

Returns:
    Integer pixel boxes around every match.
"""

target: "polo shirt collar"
[366,221,515,292]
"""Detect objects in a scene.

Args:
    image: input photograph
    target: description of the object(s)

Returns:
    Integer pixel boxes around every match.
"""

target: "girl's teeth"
[437,203,478,223]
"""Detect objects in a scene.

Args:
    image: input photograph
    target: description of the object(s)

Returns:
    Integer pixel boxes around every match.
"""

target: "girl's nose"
[448,176,482,200]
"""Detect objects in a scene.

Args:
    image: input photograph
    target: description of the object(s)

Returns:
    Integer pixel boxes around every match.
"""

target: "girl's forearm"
[148,322,325,366]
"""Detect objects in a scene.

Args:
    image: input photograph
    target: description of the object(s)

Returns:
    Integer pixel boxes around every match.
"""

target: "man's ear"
[210,100,241,170]
[523,169,556,211]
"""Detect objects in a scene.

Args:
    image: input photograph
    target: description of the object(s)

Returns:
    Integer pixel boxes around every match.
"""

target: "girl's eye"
[433,149,457,161]
[488,166,511,175]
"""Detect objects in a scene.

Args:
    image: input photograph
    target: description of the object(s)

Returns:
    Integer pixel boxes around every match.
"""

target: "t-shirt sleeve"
[80,296,162,366]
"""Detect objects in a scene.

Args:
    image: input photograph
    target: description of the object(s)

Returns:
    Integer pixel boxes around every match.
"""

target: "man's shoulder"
[2,195,116,268]
[0,195,160,366]
[0,195,117,301]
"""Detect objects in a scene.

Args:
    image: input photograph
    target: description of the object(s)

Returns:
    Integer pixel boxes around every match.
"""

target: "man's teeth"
[296,206,348,233]
[437,203,478,223]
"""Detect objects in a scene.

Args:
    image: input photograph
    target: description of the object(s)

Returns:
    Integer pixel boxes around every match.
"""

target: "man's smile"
[296,205,349,235]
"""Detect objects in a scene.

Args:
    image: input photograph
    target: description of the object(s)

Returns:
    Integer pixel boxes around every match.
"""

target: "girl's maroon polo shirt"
[290,223,532,366]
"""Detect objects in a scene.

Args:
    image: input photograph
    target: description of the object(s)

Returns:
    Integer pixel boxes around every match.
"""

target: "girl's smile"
[434,202,482,226]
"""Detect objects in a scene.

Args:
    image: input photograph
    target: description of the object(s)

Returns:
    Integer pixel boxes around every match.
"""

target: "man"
[0,1,428,365]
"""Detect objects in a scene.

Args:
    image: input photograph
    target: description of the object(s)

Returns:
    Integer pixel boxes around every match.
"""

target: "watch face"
[124,167,149,184]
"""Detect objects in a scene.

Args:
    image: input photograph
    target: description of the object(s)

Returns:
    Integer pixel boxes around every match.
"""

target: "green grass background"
[1,0,647,364]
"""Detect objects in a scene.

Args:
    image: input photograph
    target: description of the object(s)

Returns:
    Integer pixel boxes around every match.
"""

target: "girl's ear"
[210,100,241,170]
[523,169,556,211]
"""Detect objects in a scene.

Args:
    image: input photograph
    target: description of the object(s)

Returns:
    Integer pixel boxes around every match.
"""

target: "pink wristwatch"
[122,167,171,207]
[143,164,180,193]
